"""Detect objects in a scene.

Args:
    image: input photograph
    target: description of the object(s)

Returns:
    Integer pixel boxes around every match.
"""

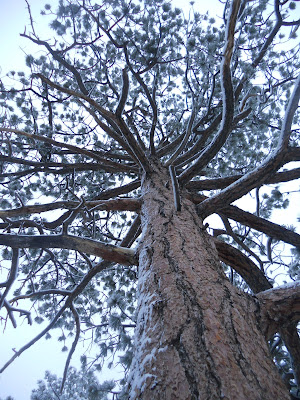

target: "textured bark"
[257,282,300,338]
[128,161,289,400]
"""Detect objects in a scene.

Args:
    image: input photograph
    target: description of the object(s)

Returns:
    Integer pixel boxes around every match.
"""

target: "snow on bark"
[127,160,289,400]
[257,282,300,338]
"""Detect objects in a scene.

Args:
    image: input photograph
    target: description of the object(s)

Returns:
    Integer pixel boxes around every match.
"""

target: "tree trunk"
[127,161,289,400]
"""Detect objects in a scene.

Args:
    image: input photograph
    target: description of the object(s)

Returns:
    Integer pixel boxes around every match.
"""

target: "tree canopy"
[0,0,300,398]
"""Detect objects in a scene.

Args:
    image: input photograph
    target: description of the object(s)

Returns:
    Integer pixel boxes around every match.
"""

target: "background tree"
[31,360,117,400]
[0,0,300,398]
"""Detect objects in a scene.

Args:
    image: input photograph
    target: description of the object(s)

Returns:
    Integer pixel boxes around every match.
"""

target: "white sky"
[0,0,299,399]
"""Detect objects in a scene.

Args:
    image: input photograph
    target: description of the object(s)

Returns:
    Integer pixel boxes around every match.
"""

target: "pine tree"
[31,362,116,400]
[0,0,300,399]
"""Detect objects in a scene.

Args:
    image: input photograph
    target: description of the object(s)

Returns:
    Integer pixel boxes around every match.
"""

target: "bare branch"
[175,108,251,169]
[60,303,81,393]
[120,215,142,248]
[0,155,137,174]
[0,259,113,373]
[0,249,19,309]
[219,215,264,270]
[21,34,89,95]
[11,289,72,303]
[219,203,300,249]
[0,302,66,373]
[34,73,114,120]
[165,101,197,167]
[1,298,32,328]
[0,197,141,219]
[92,179,141,200]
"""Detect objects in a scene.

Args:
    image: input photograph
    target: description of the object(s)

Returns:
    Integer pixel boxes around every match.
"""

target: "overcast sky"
[0,0,299,399]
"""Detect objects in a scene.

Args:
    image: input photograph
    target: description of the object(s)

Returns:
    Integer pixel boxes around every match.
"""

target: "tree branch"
[0,249,19,309]
[0,198,141,219]
[116,68,129,118]
[178,0,241,184]
[0,234,138,265]
[257,282,300,339]
[60,303,80,393]
[186,167,300,191]
[92,179,141,200]
[21,33,89,95]
[190,193,300,249]
[0,155,138,175]
[197,73,300,217]
[213,238,272,293]
[280,324,300,386]
[0,128,135,173]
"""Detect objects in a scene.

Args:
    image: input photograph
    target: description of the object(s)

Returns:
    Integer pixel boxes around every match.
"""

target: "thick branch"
[197,73,300,217]
[0,249,19,309]
[178,0,241,184]
[169,165,181,211]
[0,234,137,265]
[175,108,251,169]
[257,282,300,339]
[0,155,137,175]
[0,198,141,218]
[78,100,136,159]
[190,193,300,249]
[213,238,272,293]
[186,167,300,191]
[123,45,157,155]
[222,204,300,249]
[116,68,129,118]
[280,324,300,386]
[92,180,141,200]
[165,102,197,167]
[286,146,300,162]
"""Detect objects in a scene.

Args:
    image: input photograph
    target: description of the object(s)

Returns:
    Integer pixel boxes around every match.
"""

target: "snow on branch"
[178,0,241,184]
[186,167,300,191]
[0,259,111,376]
[257,282,300,339]
[0,248,19,309]
[197,73,300,217]
[0,128,135,173]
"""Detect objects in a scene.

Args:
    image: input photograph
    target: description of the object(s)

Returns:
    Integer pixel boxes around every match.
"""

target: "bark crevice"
[127,161,289,400]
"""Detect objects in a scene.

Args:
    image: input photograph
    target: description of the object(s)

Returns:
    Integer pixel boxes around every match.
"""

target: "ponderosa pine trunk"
[127,160,289,400]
